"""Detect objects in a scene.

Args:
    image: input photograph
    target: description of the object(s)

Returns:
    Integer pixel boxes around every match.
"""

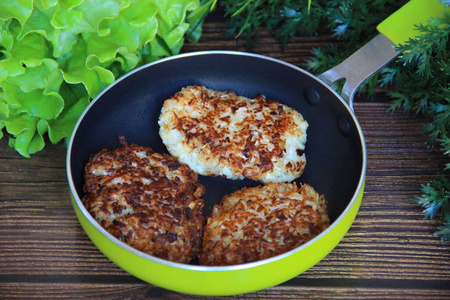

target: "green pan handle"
[319,0,447,107]
[377,0,447,46]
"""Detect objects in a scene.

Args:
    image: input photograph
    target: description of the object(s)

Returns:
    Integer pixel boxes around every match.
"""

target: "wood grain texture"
[1,9,449,300]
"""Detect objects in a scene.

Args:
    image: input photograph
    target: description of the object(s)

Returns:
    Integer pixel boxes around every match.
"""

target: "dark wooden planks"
[0,283,449,299]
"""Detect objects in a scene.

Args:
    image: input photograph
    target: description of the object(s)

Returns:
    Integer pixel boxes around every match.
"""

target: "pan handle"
[318,34,399,108]
[318,0,446,109]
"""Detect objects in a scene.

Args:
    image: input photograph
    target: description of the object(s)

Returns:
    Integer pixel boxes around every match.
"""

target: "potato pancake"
[82,139,205,263]
[199,182,329,266]
[158,85,308,183]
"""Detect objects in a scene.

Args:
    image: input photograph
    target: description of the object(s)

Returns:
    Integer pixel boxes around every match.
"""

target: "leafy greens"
[0,0,214,157]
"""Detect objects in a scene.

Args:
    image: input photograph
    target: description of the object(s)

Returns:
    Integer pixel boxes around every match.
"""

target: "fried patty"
[158,85,308,183]
[82,139,205,263]
[199,182,329,266]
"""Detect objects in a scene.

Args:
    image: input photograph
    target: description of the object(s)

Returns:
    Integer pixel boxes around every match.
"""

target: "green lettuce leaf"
[0,1,33,26]
[5,113,46,157]
[59,36,116,97]
[0,0,213,157]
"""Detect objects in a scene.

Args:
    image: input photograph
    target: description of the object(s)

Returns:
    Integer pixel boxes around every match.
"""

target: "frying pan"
[66,0,445,296]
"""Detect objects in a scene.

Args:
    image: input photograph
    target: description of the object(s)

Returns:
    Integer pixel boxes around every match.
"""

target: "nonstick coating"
[70,51,364,224]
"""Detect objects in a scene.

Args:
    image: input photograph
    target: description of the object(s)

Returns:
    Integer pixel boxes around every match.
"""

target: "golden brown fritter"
[159,85,308,183]
[199,182,329,266]
[82,140,205,263]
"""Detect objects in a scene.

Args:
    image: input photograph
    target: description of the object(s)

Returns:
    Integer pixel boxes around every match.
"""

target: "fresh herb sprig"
[222,0,450,240]
[222,0,322,50]
[394,11,450,240]
[412,174,450,240]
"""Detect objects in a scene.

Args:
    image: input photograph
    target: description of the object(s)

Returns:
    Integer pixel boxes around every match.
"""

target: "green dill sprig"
[413,175,450,221]
[389,11,450,151]
[223,0,407,50]
[222,0,324,50]
[411,175,450,241]
[435,223,450,240]
[382,11,450,241]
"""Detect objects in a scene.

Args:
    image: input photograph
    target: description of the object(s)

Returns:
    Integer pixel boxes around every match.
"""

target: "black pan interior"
[70,52,364,223]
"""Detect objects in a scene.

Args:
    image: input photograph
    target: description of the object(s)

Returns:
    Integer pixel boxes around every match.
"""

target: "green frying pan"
[66,0,446,295]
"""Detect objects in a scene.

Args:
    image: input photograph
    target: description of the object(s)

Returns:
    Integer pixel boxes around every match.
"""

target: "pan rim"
[66,50,367,272]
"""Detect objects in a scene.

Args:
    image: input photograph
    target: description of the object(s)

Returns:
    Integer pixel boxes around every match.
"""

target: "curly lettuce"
[0,0,213,157]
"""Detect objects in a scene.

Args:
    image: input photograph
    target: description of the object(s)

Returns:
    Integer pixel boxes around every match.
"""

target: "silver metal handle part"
[318,34,401,109]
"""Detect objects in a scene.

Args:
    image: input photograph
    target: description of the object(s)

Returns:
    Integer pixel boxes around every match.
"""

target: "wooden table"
[1,11,449,300]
